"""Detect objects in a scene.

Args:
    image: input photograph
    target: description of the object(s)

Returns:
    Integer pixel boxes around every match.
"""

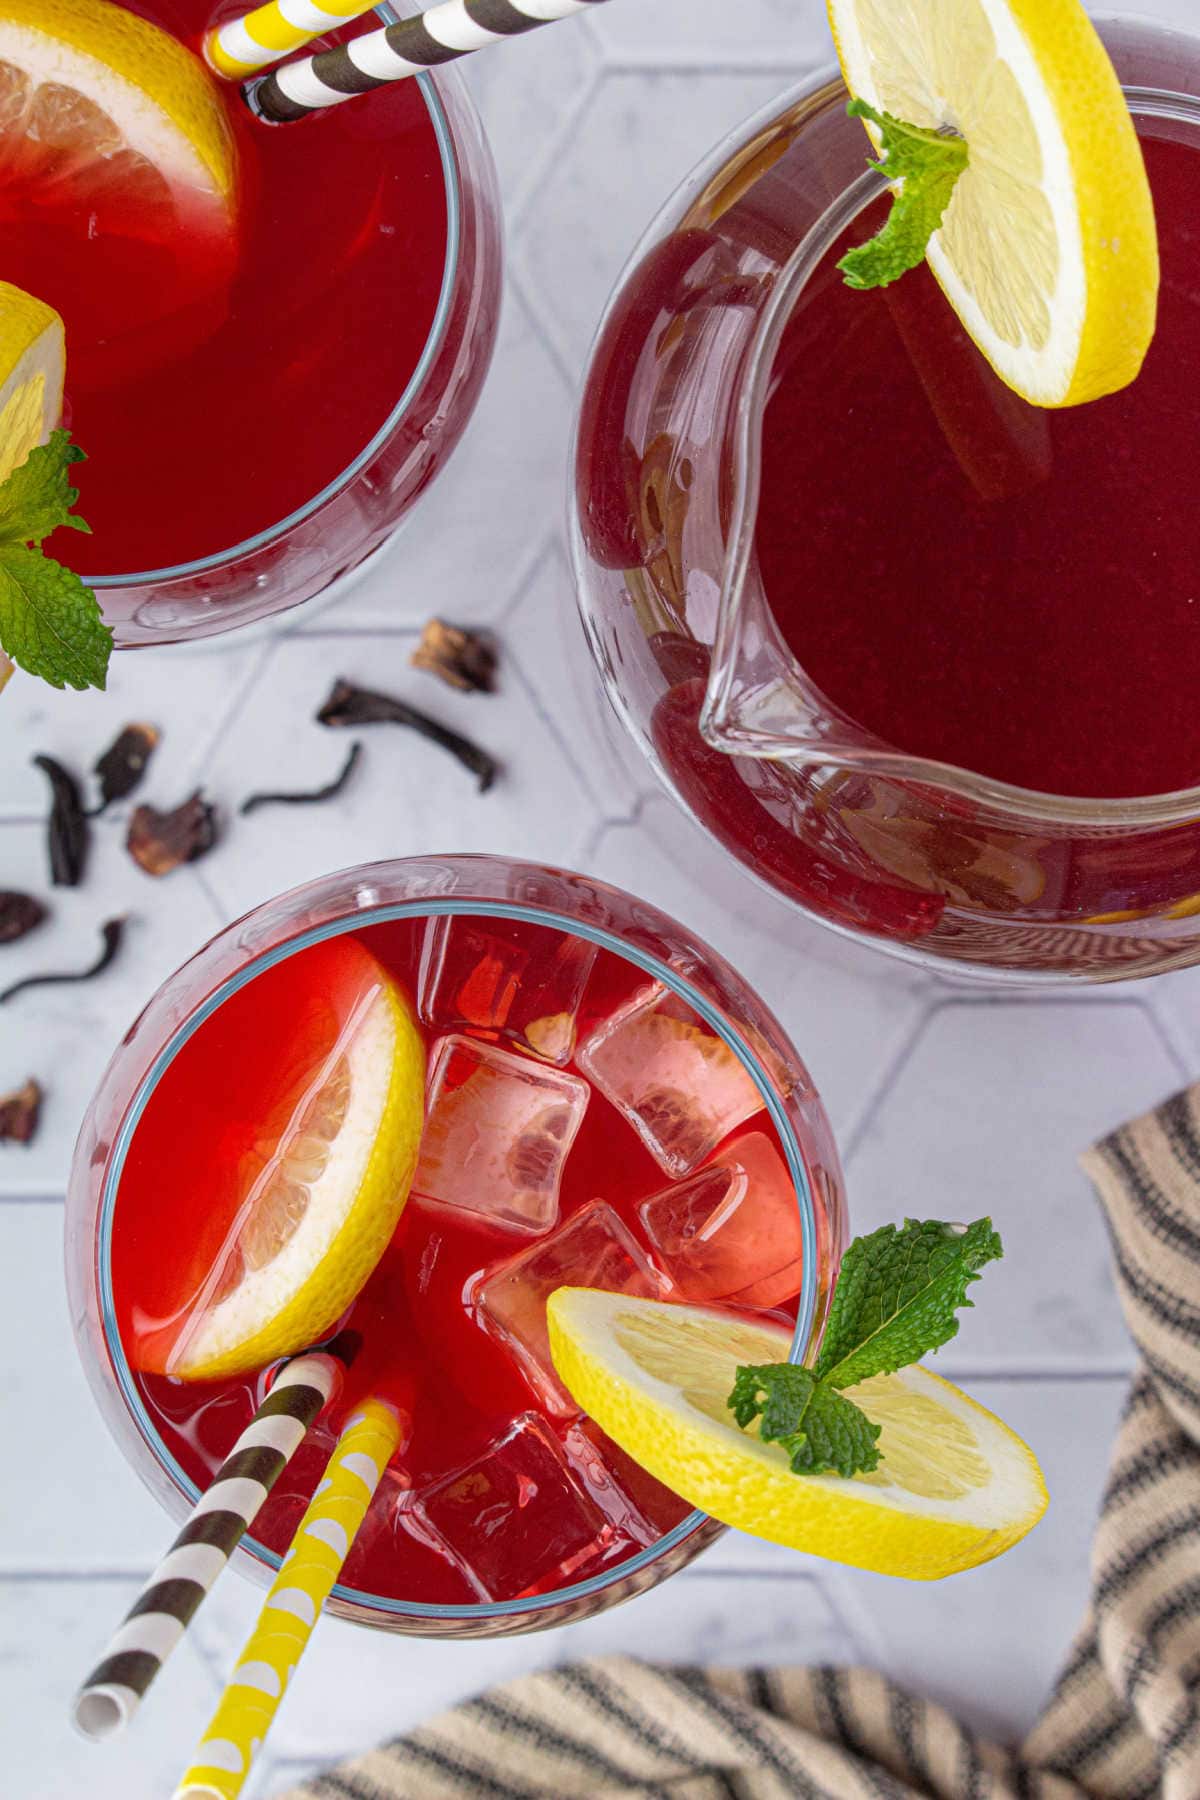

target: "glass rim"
[96,892,822,1623]
[700,45,1200,828]
[86,13,463,592]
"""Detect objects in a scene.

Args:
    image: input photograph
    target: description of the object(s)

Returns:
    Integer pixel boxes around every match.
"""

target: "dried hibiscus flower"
[92,723,160,814]
[127,793,218,877]
[0,892,47,945]
[0,1078,42,1145]
[410,620,497,695]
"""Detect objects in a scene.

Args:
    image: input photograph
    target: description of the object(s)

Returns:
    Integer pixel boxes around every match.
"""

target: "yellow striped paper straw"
[173,1398,401,1800]
[205,0,374,80]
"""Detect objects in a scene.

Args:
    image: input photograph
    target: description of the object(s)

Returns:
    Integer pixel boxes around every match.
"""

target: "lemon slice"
[0,283,63,487]
[548,1290,1048,1579]
[0,0,236,231]
[827,0,1159,406]
[170,975,425,1381]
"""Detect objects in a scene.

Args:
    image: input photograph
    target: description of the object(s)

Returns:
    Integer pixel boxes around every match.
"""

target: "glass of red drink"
[571,17,1200,982]
[66,855,844,1635]
[20,0,501,646]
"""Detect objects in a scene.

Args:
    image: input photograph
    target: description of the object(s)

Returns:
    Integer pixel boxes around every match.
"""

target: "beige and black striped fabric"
[282,1086,1200,1800]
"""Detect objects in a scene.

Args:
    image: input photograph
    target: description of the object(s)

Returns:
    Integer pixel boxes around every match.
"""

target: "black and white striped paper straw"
[72,1352,340,1740]
[247,0,608,125]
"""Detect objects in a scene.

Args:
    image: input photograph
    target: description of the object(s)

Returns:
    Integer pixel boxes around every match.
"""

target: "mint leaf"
[815,1218,1003,1389]
[727,1217,1002,1479]
[838,99,968,291]
[0,430,109,692]
[730,1364,882,1479]
[0,546,112,692]
[0,429,91,546]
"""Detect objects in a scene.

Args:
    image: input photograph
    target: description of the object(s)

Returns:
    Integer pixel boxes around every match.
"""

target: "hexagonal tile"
[586,793,932,1141]
[195,634,601,920]
[0,820,223,1196]
[322,290,574,631]
[519,69,804,371]
[845,1000,1181,1371]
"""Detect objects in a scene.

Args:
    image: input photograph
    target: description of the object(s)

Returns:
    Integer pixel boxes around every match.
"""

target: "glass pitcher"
[570,16,1200,983]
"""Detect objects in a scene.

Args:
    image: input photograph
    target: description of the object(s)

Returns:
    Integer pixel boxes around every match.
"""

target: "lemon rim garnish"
[548,1289,1048,1581]
[827,0,1159,406]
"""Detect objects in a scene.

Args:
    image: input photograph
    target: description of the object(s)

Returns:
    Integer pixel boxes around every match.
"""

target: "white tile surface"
[844,1002,1182,1374]
[2,3,1198,1796]
[0,822,223,1196]
[3,1577,221,1800]
[0,1205,171,1567]
[518,68,807,369]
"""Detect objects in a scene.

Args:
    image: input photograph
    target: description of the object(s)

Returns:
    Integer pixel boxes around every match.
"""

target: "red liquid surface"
[4,0,447,574]
[111,918,802,1605]
[757,133,1200,800]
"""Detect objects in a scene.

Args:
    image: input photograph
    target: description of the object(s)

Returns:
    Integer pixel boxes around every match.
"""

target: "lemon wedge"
[827,0,1159,406]
[548,1290,1048,1579]
[170,974,426,1381]
[0,284,63,487]
[0,0,236,230]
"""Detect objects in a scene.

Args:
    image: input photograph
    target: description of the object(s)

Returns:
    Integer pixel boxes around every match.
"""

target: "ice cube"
[414,1035,588,1235]
[638,1130,804,1309]
[407,1412,628,1601]
[562,1417,690,1544]
[473,1200,663,1416]
[418,915,597,1065]
[578,984,763,1177]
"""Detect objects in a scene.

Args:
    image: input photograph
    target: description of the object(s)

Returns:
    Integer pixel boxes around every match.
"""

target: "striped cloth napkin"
[281,1085,1200,1800]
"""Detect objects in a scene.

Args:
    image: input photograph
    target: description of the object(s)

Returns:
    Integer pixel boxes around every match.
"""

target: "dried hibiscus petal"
[92,723,160,813]
[240,742,362,816]
[0,919,125,1004]
[127,793,218,877]
[0,1079,42,1145]
[411,620,497,695]
[0,892,47,944]
[33,754,88,887]
[317,678,499,792]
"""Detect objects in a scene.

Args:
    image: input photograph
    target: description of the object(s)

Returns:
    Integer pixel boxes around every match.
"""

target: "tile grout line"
[838,1002,935,1166]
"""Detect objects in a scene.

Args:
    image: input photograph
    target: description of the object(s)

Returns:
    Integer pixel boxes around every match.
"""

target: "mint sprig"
[728,1217,1003,1479]
[838,99,969,291]
[0,429,111,692]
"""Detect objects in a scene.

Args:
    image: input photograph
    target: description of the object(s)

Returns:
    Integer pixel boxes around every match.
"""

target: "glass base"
[159,524,408,656]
